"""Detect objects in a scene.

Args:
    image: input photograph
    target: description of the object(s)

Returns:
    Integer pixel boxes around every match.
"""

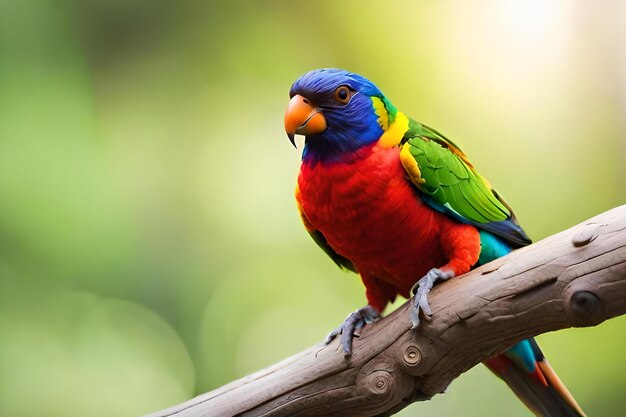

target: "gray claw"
[410,268,454,329]
[325,305,380,357]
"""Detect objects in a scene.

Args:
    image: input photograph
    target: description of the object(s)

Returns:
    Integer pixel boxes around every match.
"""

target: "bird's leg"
[410,223,481,328]
[325,304,380,357]
[410,268,455,329]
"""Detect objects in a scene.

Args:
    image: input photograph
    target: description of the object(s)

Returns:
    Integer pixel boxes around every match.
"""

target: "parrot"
[283,68,586,417]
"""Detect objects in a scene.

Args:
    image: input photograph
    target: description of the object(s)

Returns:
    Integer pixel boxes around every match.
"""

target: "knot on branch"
[565,287,605,326]
[395,340,426,376]
[403,344,422,367]
[356,370,393,398]
[571,223,600,247]
[570,291,602,319]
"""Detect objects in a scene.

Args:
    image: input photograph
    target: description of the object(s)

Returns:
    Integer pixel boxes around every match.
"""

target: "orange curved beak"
[284,94,327,148]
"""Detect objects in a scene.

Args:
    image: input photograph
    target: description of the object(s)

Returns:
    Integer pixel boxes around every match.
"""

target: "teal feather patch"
[504,339,537,374]
[478,230,512,265]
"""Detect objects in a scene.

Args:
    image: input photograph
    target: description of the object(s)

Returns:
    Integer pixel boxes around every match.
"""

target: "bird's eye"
[333,86,352,104]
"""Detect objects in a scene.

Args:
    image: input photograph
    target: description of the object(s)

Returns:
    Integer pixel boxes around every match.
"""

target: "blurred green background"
[0,1,625,416]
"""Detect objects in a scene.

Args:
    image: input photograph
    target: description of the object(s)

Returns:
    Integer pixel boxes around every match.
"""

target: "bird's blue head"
[284,69,399,164]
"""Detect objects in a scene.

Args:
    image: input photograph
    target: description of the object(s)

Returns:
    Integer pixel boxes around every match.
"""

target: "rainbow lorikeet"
[284,68,586,417]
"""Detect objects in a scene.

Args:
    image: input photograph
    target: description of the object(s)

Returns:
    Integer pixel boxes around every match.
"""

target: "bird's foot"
[325,304,380,357]
[410,268,455,329]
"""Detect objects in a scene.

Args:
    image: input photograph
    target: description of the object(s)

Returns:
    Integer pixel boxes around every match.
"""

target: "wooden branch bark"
[147,205,626,417]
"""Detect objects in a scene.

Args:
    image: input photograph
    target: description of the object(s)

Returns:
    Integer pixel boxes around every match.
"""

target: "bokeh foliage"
[0,1,624,416]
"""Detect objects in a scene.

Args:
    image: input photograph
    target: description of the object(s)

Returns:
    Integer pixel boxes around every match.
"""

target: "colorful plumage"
[284,68,586,417]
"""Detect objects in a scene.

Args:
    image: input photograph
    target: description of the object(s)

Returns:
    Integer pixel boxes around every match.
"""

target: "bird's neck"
[302,138,373,166]
[302,110,410,165]
[302,136,369,165]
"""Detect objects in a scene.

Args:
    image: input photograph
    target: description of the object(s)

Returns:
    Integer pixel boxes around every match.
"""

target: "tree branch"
[146,205,626,417]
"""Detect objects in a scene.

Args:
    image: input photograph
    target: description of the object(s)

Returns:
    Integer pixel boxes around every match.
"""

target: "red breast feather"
[298,143,463,308]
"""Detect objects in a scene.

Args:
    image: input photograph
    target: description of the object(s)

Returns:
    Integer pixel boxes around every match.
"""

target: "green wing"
[400,120,531,247]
